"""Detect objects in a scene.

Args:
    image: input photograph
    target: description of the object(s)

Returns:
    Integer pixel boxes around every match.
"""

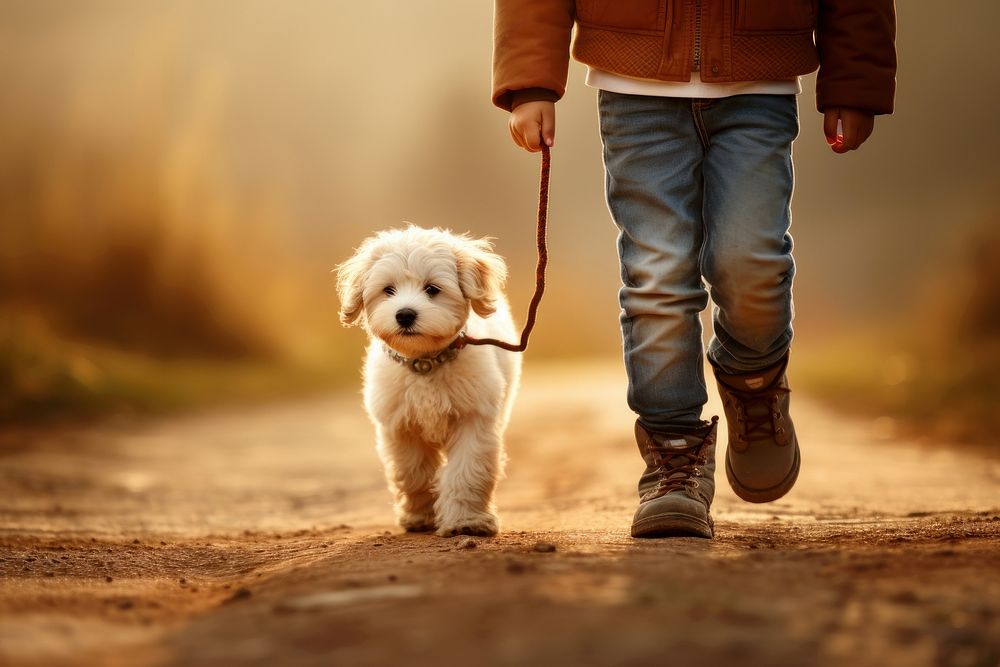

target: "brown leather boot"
[713,354,800,503]
[631,417,718,538]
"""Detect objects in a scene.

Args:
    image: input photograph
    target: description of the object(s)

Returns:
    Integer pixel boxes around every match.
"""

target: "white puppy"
[336,225,521,537]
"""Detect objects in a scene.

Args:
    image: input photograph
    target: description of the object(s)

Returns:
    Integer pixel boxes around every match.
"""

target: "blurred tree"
[958,223,1000,342]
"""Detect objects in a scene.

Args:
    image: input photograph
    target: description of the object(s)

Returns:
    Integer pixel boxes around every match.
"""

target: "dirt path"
[1,362,998,667]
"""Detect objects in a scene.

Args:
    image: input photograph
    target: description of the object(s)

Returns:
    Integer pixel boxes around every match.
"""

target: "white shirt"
[586,68,801,98]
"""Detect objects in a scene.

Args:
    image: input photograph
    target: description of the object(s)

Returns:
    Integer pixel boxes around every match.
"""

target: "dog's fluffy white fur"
[337,225,521,537]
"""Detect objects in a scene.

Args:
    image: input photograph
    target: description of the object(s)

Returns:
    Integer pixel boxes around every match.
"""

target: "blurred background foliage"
[0,1,997,445]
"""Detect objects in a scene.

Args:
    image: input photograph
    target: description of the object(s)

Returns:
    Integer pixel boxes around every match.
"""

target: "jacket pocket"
[576,0,667,32]
[734,0,816,35]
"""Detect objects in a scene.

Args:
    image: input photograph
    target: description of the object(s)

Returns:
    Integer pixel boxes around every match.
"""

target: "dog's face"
[336,226,507,358]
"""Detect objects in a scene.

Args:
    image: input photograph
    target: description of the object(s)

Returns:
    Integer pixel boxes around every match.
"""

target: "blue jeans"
[598,91,798,433]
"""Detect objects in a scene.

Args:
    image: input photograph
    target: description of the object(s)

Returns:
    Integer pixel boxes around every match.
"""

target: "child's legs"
[598,91,709,432]
[700,94,798,373]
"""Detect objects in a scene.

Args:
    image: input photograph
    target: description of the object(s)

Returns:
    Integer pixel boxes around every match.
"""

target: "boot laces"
[642,445,708,501]
[731,386,790,446]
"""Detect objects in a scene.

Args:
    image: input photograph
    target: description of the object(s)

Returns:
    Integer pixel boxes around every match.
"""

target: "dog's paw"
[399,512,436,533]
[435,513,499,538]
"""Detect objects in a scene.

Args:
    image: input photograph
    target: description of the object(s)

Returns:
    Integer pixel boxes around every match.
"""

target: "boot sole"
[631,513,714,539]
[725,441,800,504]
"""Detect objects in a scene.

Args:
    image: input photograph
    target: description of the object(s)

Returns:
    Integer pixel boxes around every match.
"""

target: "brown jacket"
[493,0,896,115]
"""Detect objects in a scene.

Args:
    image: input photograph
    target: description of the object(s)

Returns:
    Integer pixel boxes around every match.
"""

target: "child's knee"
[703,245,794,335]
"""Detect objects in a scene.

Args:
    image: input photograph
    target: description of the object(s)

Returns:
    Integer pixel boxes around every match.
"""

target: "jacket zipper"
[692,0,702,72]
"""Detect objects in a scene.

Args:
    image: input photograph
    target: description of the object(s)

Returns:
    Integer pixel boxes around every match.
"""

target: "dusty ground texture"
[1,362,998,667]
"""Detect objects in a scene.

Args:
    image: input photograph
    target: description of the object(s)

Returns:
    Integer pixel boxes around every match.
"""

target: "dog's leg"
[377,425,443,532]
[435,418,502,537]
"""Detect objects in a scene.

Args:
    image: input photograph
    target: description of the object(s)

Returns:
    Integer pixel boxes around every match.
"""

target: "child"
[493,1,896,538]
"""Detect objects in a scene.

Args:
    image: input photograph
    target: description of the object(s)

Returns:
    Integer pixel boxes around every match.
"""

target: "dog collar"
[383,333,465,375]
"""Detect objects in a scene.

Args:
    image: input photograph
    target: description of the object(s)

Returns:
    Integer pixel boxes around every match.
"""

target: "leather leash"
[451,144,550,353]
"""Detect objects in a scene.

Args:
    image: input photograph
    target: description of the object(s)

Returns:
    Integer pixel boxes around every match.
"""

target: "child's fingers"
[508,119,527,150]
[824,110,854,153]
[509,116,540,152]
[846,112,875,149]
[826,108,876,153]
[841,121,860,151]
[507,101,555,153]
[520,130,541,152]
[823,109,841,145]
[541,107,556,148]
[522,119,543,152]
[509,117,534,151]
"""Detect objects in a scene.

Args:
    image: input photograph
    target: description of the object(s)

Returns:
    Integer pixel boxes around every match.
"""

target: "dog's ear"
[455,237,508,318]
[335,242,375,327]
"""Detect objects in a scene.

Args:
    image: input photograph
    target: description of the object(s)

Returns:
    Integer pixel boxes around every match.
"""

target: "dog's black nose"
[395,308,417,328]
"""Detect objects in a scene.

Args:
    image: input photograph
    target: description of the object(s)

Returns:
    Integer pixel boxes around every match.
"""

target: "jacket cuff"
[500,88,561,112]
[816,79,895,116]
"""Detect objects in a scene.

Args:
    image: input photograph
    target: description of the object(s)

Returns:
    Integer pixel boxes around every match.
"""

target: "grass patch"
[796,223,1000,450]
[0,39,356,424]
[0,315,357,424]
[796,334,1000,448]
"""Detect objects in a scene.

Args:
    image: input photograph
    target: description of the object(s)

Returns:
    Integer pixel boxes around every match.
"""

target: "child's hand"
[509,101,555,152]
[823,108,875,154]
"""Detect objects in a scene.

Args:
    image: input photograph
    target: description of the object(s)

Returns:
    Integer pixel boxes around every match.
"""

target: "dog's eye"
[383,286,396,296]
[424,285,440,297]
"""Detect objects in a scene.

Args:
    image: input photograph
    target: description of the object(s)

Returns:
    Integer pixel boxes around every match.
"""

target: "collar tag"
[383,339,462,375]
[411,358,434,374]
